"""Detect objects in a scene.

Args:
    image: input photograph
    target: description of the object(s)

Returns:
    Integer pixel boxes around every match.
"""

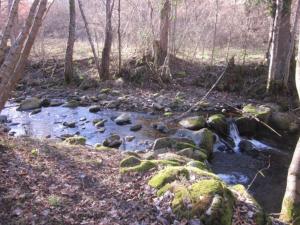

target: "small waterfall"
[229,120,242,152]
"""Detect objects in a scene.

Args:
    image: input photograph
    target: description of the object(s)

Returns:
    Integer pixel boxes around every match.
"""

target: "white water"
[229,120,242,152]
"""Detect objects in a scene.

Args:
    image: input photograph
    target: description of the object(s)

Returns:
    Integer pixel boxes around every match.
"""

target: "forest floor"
[0,134,287,225]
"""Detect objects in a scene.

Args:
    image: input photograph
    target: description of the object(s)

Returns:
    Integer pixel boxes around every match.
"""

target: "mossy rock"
[186,160,209,171]
[100,88,111,94]
[150,160,181,167]
[120,156,141,167]
[157,153,191,164]
[179,116,206,130]
[173,179,234,225]
[64,136,86,145]
[193,128,214,156]
[17,97,42,111]
[152,137,196,152]
[207,114,228,135]
[95,144,115,151]
[231,184,268,225]
[148,166,189,189]
[177,148,208,161]
[242,104,272,122]
[120,160,156,174]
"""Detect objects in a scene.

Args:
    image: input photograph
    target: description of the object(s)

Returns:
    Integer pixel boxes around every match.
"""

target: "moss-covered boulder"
[157,153,191,164]
[231,184,268,225]
[63,100,80,108]
[95,144,115,151]
[242,104,272,122]
[270,112,293,131]
[152,137,196,152]
[172,179,234,225]
[177,148,208,161]
[235,117,258,135]
[187,160,209,170]
[148,166,189,189]
[120,160,156,173]
[120,156,141,167]
[193,128,214,156]
[207,114,228,135]
[179,116,206,130]
[64,136,86,145]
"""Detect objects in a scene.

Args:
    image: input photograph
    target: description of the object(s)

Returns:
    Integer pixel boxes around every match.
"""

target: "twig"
[247,155,271,191]
[175,64,229,121]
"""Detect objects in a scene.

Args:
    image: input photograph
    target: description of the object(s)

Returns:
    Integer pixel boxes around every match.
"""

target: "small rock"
[80,117,87,121]
[95,120,106,128]
[179,116,206,130]
[153,103,164,111]
[115,113,131,125]
[50,99,64,107]
[63,100,80,108]
[40,99,51,107]
[17,97,42,111]
[30,108,42,115]
[103,134,122,148]
[152,122,169,133]
[63,121,76,128]
[130,124,142,131]
[98,128,106,133]
[89,105,101,113]
[125,136,135,142]
[0,115,8,123]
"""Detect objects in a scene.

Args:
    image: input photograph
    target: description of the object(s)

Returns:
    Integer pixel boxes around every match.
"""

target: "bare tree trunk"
[101,0,114,81]
[117,0,121,74]
[0,0,20,64]
[64,0,76,84]
[280,28,300,222]
[266,16,275,62]
[7,0,18,44]
[171,0,177,57]
[78,0,101,78]
[154,0,170,68]
[267,0,282,93]
[283,1,300,88]
[0,0,47,111]
[211,0,219,66]
[225,0,236,62]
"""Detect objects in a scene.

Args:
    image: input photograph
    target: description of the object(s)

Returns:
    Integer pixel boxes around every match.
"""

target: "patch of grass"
[48,195,61,208]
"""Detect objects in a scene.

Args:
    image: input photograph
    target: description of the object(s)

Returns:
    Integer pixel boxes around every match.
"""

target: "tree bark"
[100,0,114,81]
[267,0,282,93]
[280,3,300,222]
[0,0,47,111]
[7,0,18,44]
[64,0,76,84]
[211,0,219,65]
[283,0,300,88]
[78,0,101,78]
[117,0,121,74]
[0,0,20,64]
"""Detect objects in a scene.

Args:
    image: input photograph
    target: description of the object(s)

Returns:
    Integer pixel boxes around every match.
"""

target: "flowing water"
[1,103,297,213]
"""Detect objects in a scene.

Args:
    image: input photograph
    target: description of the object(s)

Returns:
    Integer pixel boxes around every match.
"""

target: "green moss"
[207,114,228,135]
[164,112,173,117]
[64,136,86,145]
[148,166,189,189]
[157,153,190,164]
[195,128,214,155]
[150,160,181,167]
[95,145,114,151]
[157,183,173,196]
[120,161,156,173]
[186,161,208,170]
[242,104,271,122]
[172,185,192,218]
[281,197,300,225]
[189,179,223,199]
[100,88,111,94]
[120,156,141,167]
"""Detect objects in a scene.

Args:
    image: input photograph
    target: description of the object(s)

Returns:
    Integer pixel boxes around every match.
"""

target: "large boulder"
[242,104,272,123]
[193,128,214,156]
[179,116,206,130]
[152,137,196,152]
[17,97,42,111]
[207,114,228,135]
[270,112,293,131]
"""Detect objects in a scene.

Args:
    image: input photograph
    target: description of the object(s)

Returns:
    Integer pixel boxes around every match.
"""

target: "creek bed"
[1,102,297,213]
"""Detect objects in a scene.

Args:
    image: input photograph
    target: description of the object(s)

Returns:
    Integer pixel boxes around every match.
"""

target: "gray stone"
[179,116,206,130]
[115,113,131,125]
[17,98,42,111]
[89,105,101,113]
[0,115,8,123]
[103,134,122,148]
[130,124,142,132]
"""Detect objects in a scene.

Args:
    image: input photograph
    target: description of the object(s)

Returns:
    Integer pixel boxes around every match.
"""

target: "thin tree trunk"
[283,1,300,88]
[101,0,114,81]
[171,0,177,57]
[280,28,300,223]
[78,0,101,78]
[7,0,18,44]
[211,0,219,66]
[155,0,170,68]
[267,0,282,93]
[266,16,275,62]
[64,0,76,84]
[117,0,121,74]
[225,0,236,62]
[0,0,20,64]
[0,0,46,111]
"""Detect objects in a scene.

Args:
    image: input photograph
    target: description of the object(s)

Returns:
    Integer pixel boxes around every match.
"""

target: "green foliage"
[48,195,61,207]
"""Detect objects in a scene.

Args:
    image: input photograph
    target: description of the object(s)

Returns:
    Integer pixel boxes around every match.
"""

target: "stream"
[1,102,297,213]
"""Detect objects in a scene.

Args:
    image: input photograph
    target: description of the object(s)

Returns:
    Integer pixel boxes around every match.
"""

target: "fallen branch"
[174,63,229,121]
